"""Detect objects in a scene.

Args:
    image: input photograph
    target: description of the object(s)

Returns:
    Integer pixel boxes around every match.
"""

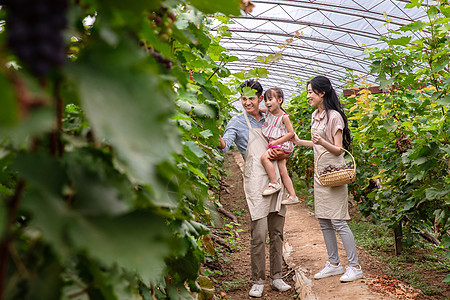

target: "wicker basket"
[315,148,356,187]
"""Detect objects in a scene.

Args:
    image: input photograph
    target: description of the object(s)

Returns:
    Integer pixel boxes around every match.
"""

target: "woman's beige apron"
[243,112,286,221]
[312,125,350,220]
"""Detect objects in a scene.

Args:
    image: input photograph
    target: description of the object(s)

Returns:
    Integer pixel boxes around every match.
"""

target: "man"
[219,79,291,298]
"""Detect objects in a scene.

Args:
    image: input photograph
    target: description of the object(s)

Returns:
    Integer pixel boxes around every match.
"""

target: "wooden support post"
[282,242,318,300]
[394,221,403,255]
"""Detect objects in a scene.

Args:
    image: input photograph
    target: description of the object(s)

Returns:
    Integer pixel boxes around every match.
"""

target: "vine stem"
[0,180,26,300]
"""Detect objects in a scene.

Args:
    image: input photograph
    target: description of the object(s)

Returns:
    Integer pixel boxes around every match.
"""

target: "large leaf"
[12,152,68,197]
[68,39,181,183]
[65,148,133,216]
[21,188,73,259]
[69,211,178,283]
[437,94,450,106]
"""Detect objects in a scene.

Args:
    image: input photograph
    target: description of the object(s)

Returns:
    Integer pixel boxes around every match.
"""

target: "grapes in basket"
[319,164,354,176]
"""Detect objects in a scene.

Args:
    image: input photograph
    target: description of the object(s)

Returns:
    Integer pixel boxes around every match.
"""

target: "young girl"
[260,88,299,205]
[294,76,363,282]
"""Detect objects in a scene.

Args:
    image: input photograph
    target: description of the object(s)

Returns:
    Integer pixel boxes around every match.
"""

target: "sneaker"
[262,183,281,196]
[314,261,344,279]
[249,284,264,298]
[340,265,363,282]
[271,279,291,292]
[281,194,300,205]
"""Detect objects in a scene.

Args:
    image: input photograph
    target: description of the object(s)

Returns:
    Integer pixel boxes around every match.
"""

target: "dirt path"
[213,152,429,300]
[284,201,394,299]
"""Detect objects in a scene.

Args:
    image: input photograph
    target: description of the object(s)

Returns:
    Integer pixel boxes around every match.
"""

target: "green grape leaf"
[188,0,240,16]
[0,106,54,148]
[68,39,181,184]
[389,36,411,46]
[437,94,450,106]
[233,72,246,80]
[242,86,258,98]
[400,21,426,32]
[21,188,73,259]
[183,141,206,165]
[25,251,64,300]
[70,211,177,283]
[12,152,68,197]
[65,148,133,216]
[200,129,213,139]
[383,119,398,132]
[192,103,216,118]
[425,187,448,200]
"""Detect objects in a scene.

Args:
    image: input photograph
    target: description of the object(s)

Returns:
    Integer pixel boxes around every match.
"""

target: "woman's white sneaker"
[340,266,363,282]
[314,261,344,279]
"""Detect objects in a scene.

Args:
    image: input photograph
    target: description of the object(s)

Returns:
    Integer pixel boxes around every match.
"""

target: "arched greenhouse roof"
[211,0,431,100]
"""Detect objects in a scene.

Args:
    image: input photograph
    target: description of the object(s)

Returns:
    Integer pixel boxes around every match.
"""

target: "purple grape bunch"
[148,49,172,70]
[148,6,176,42]
[320,164,354,176]
[2,0,69,78]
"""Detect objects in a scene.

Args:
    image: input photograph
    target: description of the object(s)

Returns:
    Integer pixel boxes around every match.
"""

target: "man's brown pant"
[250,212,285,284]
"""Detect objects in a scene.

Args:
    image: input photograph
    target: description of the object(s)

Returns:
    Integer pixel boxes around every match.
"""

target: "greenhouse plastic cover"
[211,0,430,99]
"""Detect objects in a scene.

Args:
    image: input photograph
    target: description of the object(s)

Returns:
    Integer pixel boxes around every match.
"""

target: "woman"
[294,76,363,282]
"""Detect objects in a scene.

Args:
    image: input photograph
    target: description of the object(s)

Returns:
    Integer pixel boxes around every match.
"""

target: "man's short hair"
[240,79,263,97]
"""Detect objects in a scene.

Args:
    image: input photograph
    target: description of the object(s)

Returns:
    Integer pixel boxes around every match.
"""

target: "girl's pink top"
[262,112,294,153]
[311,109,344,144]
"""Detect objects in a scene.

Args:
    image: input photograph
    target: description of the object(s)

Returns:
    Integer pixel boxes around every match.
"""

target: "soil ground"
[208,152,449,300]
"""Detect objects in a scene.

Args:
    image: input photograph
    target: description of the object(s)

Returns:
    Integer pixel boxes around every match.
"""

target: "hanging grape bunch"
[395,133,412,154]
[2,0,68,78]
[319,164,354,176]
[148,7,176,42]
[147,7,176,69]
[147,48,172,69]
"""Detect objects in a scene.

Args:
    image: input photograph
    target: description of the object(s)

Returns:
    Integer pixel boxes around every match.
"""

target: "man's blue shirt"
[220,111,265,157]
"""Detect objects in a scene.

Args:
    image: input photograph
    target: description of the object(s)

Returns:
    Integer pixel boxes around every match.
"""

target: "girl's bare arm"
[292,134,313,147]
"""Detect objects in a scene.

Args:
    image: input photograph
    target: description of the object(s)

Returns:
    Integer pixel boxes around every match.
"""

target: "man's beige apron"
[312,125,350,220]
[243,112,286,221]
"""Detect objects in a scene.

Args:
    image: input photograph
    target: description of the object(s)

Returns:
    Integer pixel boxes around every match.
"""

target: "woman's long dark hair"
[307,76,352,150]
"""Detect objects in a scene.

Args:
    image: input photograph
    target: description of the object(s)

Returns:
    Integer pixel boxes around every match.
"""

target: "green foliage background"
[287,0,449,284]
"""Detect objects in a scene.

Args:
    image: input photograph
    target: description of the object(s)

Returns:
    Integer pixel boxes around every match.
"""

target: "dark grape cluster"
[395,133,412,154]
[319,164,354,176]
[2,0,68,78]
[148,7,176,42]
[148,48,172,69]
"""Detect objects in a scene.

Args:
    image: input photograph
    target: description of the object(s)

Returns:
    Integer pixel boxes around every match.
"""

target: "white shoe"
[314,261,344,279]
[281,195,300,205]
[271,279,291,291]
[262,183,281,196]
[249,284,264,297]
[340,265,363,282]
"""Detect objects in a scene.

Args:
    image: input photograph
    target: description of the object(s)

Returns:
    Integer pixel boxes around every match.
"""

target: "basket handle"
[314,148,356,178]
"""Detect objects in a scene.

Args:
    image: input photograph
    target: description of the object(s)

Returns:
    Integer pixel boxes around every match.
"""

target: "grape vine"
[0,0,242,299]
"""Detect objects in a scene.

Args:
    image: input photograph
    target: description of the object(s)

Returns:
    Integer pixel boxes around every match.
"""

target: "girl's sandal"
[262,183,281,196]
[281,195,300,205]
